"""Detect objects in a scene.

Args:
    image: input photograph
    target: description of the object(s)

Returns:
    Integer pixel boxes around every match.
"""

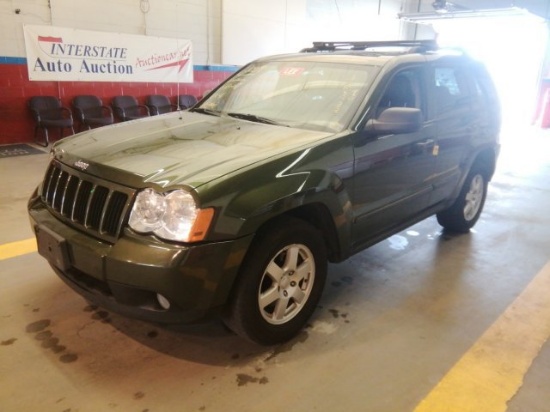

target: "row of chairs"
[28,94,198,147]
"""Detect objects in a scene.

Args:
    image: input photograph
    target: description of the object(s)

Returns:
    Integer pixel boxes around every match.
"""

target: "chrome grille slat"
[40,160,134,243]
[74,180,93,224]
[106,191,129,235]
[86,185,109,230]
[83,183,97,228]
[53,171,69,211]
[46,168,60,205]
[98,191,114,235]
[69,179,83,221]
[61,175,79,217]
[42,163,56,199]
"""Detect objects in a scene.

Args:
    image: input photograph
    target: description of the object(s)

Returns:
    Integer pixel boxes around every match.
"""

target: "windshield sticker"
[280,67,305,77]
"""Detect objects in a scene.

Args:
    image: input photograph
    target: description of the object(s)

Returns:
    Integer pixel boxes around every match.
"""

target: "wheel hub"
[258,244,316,325]
[279,270,294,290]
[279,274,290,290]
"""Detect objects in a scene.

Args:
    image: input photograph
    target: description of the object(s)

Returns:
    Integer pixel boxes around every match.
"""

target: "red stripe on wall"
[0,63,233,145]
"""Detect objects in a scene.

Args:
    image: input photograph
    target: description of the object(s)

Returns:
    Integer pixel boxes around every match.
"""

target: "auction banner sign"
[23,25,193,83]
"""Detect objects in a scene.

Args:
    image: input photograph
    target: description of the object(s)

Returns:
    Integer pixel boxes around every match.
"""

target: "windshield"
[197,59,378,132]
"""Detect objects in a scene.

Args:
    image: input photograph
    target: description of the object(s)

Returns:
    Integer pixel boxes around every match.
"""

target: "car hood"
[53,111,332,189]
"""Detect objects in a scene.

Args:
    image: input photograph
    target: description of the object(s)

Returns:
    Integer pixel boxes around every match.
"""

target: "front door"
[351,67,437,250]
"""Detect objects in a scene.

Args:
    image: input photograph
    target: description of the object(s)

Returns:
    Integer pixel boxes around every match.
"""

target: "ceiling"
[414,0,550,19]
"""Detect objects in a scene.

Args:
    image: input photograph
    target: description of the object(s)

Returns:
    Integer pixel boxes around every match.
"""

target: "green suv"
[28,40,500,345]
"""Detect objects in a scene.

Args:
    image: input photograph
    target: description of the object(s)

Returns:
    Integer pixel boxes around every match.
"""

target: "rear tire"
[437,164,488,233]
[223,217,327,345]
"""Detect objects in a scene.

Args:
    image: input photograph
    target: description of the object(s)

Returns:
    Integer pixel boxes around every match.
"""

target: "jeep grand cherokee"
[28,40,500,345]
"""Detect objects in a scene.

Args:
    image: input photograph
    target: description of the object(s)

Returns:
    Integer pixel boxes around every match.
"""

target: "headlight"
[128,188,213,242]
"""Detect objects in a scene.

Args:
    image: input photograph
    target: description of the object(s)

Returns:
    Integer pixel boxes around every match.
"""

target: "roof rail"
[300,40,438,53]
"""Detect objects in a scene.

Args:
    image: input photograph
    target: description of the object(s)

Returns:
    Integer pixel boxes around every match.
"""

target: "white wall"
[1,0,52,58]
[221,0,415,66]
[221,0,309,65]
[306,0,403,39]
[1,0,430,66]
[0,0,222,65]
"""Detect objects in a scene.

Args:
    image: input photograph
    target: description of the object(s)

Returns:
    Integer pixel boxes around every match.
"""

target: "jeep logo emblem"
[74,160,89,170]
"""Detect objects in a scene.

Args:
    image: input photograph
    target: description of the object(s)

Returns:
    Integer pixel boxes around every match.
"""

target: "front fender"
[198,139,355,257]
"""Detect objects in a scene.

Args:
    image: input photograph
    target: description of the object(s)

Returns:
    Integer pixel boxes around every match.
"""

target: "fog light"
[156,293,171,310]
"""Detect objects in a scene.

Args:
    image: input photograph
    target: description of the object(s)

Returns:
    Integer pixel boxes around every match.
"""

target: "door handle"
[416,139,435,149]
[415,139,439,156]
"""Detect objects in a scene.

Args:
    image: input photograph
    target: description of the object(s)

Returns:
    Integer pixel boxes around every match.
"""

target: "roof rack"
[300,40,438,53]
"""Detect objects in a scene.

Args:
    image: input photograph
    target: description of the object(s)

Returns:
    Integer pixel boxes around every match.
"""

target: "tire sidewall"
[437,164,489,232]
[459,167,488,226]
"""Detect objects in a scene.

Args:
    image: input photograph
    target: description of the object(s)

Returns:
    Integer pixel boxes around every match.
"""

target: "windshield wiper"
[191,107,221,117]
[227,112,287,127]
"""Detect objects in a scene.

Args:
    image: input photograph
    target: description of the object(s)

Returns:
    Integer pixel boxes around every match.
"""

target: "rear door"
[428,61,477,203]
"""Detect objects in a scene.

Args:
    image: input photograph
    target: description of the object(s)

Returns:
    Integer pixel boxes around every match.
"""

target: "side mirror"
[365,107,422,135]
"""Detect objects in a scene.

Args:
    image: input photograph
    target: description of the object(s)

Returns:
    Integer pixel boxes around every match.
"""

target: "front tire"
[437,164,489,232]
[223,217,327,345]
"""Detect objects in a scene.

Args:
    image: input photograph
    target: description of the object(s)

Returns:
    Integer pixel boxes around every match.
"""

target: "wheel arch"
[235,199,348,264]
[444,144,498,210]
[473,145,499,180]
[281,203,343,263]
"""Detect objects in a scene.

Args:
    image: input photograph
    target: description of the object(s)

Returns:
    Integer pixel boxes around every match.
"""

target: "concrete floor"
[1,125,550,412]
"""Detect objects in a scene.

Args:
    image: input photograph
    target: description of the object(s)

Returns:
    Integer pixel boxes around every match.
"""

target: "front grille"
[40,161,135,243]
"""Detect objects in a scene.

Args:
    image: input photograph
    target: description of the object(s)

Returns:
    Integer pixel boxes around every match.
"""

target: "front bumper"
[29,203,252,324]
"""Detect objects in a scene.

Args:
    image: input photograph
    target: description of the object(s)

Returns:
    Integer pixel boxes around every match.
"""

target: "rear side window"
[470,63,501,128]
[470,64,500,108]
[434,66,471,114]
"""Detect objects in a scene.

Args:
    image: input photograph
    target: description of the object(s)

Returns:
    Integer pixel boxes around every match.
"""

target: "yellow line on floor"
[414,261,550,412]
[0,238,37,261]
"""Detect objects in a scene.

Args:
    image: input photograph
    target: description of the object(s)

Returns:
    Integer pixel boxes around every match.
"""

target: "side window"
[376,69,424,118]
[470,65,501,128]
[434,66,471,114]
[471,68,497,107]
